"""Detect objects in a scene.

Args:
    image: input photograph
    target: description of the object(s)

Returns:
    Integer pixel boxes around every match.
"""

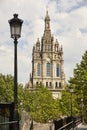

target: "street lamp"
[70,84,73,117]
[70,84,74,129]
[20,101,23,130]
[81,98,84,123]
[8,14,23,130]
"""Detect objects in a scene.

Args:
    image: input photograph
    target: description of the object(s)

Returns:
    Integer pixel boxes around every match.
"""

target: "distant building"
[27,11,66,99]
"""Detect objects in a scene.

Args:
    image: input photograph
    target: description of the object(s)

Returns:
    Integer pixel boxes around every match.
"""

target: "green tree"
[0,74,24,111]
[0,74,14,102]
[0,74,62,122]
[69,50,87,121]
[60,85,80,117]
[24,84,61,123]
[60,85,70,116]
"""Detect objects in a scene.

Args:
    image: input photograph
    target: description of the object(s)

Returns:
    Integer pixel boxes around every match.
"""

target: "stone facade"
[27,11,65,98]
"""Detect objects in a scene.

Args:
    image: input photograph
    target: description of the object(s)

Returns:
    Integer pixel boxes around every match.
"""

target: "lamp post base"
[13,108,19,130]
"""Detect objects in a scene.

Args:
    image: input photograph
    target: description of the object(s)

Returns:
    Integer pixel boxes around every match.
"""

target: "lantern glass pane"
[10,24,21,39]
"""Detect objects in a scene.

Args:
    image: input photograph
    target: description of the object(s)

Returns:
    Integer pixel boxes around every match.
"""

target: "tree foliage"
[0,74,14,102]
[23,84,61,123]
[60,85,80,117]
[0,74,62,123]
[59,51,87,120]
[69,50,87,121]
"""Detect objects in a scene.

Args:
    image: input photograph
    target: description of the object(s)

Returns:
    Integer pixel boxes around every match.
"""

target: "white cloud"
[0,0,87,85]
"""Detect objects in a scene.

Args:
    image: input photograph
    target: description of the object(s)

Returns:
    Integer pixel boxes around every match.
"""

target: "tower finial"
[45,5,50,21]
[46,5,49,15]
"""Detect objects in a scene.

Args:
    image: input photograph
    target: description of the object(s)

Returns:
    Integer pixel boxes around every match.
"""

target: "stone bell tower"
[28,11,65,99]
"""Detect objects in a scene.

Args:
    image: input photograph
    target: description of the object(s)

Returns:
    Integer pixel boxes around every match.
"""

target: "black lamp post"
[8,14,23,130]
[70,84,73,117]
[81,98,84,123]
[70,84,74,129]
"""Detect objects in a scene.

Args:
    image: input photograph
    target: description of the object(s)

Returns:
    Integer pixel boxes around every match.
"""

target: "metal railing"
[54,116,82,130]
[0,102,15,130]
[0,120,18,125]
[58,121,73,130]
[0,120,19,130]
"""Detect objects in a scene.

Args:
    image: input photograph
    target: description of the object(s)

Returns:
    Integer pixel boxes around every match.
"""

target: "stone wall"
[30,121,54,130]
[20,110,30,130]
[20,110,54,130]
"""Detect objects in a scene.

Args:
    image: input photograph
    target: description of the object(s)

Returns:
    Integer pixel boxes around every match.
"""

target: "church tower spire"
[41,10,52,48]
[45,10,50,31]
[27,10,65,99]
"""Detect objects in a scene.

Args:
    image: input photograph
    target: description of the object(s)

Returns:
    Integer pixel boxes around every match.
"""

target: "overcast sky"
[0,0,87,85]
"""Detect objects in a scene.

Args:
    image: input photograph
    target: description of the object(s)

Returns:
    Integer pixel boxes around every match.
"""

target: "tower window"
[56,64,60,77]
[49,82,52,87]
[59,82,61,88]
[55,82,58,87]
[46,82,48,87]
[36,82,38,85]
[37,63,40,76]
[46,63,51,76]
